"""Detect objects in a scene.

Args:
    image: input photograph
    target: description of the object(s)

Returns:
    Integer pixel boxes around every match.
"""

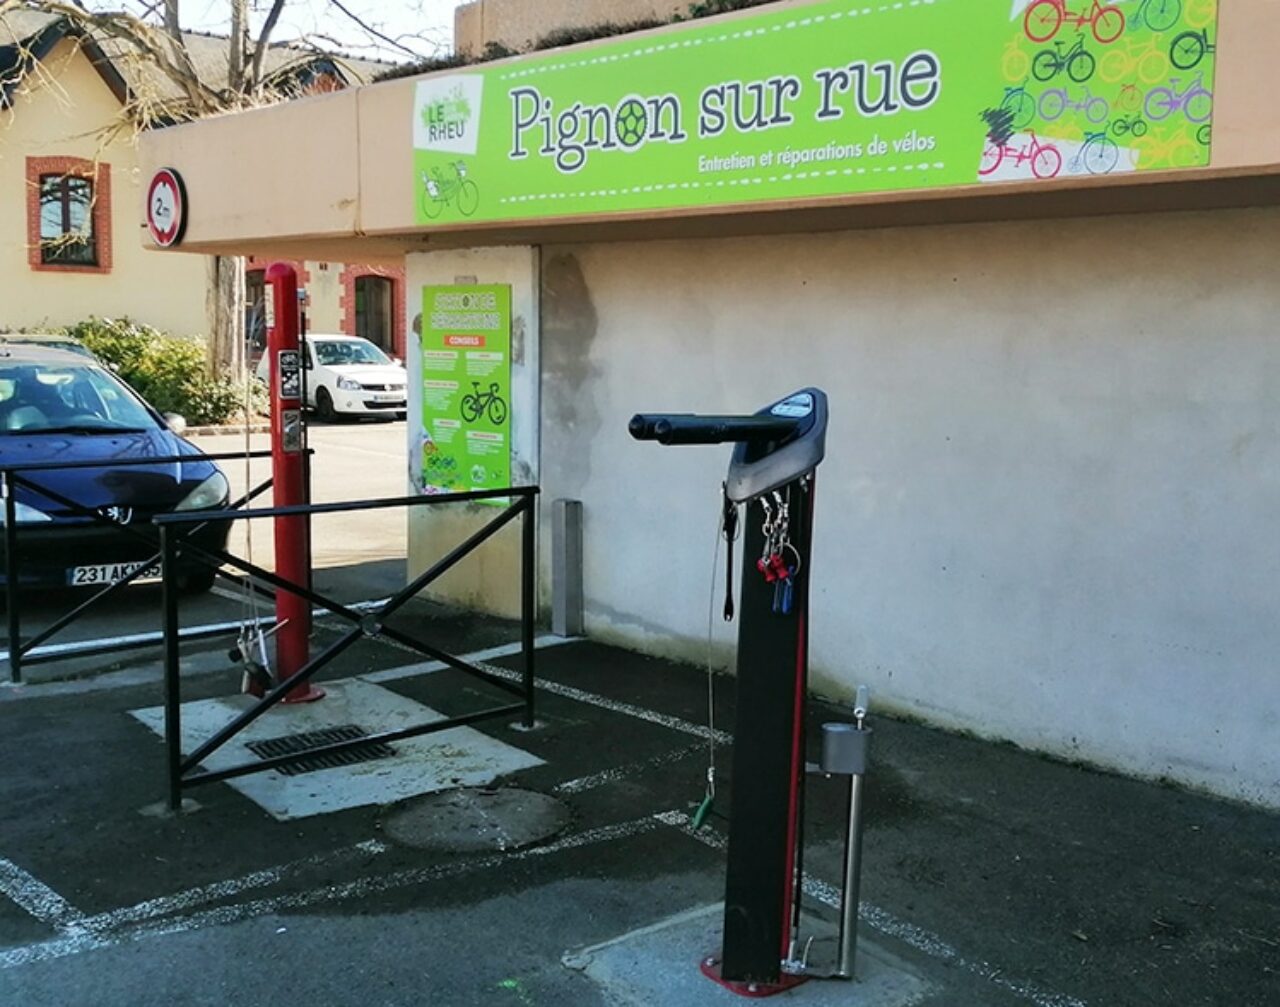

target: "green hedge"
[62,318,262,427]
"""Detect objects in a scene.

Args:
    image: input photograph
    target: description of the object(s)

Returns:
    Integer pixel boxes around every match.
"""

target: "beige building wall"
[0,38,210,337]
[537,207,1280,809]
[455,0,690,56]
[0,39,399,356]
[305,263,344,333]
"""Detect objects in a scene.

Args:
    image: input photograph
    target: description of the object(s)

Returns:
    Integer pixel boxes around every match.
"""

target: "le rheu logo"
[422,84,473,143]
[414,75,485,156]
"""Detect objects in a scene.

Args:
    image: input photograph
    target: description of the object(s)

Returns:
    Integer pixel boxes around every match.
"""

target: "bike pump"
[630,389,829,995]
[810,685,873,980]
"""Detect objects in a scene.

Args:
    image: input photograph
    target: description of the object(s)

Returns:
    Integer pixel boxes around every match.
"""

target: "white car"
[257,334,407,420]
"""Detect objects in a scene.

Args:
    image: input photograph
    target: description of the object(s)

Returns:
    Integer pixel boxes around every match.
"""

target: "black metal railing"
[154,485,539,810]
[1,451,283,683]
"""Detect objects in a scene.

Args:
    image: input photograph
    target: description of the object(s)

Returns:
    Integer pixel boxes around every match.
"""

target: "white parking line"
[656,811,1087,1007]
[79,839,388,932]
[361,635,578,683]
[554,742,706,795]
[0,859,91,936]
[418,656,734,745]
[0,814,664,971]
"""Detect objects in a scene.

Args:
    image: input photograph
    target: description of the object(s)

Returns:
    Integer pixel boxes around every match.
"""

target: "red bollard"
[265,263,323,704]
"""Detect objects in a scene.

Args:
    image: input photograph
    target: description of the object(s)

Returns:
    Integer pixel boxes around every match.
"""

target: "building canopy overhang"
[137,0,1280,262]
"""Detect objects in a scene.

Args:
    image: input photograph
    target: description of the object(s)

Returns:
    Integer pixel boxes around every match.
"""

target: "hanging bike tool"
[630,388,828,996]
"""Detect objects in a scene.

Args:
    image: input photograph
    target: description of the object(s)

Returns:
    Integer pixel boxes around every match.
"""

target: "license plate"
[375,394,404,403]
[69,562,160,587]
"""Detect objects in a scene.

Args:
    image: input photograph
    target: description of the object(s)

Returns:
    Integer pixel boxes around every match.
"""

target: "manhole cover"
[246,725,396,777]
[381,787,570,853]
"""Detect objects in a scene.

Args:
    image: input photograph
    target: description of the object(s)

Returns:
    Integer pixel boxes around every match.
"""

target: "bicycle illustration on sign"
[1170,28,1214,70]
[460,381,508,425]
[421,161,480,220]
[1071,131,1121,174]
[1145,73,1213,124]
[1133,0,1215,32]
[980,130,1062,179]
[980,0,1217,178]
[1039,85,1110,125]
[1033,38,1098,83]
[1024,0,1125,45]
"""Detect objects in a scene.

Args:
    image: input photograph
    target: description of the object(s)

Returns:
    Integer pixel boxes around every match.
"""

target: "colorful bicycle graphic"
[1132,0,1215,33]
[1131,124,1201,167]
[980,131,1063,179]
[421,161,479,219]
[1033,38,1097,83]
[1024,0,1125,45]
[1111,113,1149,138]
[1003,39,1032,81]
[1072,131,1121,174]
[1040,84,1110,125]
[1145,73,1213,123]
[1000,84,1038,130]
[1099,37,1169,84]
[459,381,508,425]
[1114,83,1144,113]
[1170,28,1215,70]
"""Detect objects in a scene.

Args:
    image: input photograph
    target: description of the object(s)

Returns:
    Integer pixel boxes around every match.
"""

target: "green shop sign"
[417,284,512,497]
[413,0,1219,226]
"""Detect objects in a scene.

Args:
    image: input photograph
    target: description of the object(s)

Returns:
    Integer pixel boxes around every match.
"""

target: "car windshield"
[0,362,157,434]
[0,337,94,358]
[313,339,392,367]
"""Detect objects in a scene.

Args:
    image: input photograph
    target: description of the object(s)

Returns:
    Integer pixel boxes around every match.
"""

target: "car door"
[303,340,318,408]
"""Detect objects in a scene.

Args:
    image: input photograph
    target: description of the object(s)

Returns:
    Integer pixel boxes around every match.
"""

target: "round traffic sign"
[146,168,187,247]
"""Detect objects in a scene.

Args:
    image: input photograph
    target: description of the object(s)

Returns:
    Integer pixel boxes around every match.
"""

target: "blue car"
[0,345,231,593]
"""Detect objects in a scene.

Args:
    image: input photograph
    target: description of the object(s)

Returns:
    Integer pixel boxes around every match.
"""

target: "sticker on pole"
[278,350,301,400]
[146,168,187,248]
[281,409,303,453]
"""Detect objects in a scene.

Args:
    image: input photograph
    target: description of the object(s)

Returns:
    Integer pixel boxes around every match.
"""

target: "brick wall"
[24,156,113,276]
[339,264,407,359]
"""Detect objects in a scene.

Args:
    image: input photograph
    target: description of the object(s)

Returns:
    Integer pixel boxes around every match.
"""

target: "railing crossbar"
[373,623,527,699]
[155,485,536,526]
[174,497,530,771]
[15,477,277,658]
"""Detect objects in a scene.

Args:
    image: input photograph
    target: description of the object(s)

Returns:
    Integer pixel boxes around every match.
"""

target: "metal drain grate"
[246,725,397,777]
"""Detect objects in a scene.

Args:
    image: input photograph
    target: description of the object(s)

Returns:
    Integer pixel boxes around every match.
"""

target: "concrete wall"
[454,0,690,56]
[0,39,210,336]
[538,207,1280,808]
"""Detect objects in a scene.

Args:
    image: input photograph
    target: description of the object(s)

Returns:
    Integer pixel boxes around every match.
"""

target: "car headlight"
[0,501,53,525]
[176,471,230,512]
[337,377,362,392]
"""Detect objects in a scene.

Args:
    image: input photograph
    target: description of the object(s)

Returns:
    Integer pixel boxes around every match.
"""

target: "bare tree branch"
[326,0,432,59]
[228,0,247,90]
[158,0,205,101]
[247,0,287,91]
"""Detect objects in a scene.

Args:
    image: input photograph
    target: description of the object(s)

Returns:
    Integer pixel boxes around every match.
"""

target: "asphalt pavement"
[0,631,1276,1007]
[0,416,1276,1006]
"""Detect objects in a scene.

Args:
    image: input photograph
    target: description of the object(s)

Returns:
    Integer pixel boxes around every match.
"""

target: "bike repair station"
[91,0,1280,999]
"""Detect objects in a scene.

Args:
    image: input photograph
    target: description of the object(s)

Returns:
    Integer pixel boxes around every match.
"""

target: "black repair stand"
[708,474,813,992]
[631,390,828,996]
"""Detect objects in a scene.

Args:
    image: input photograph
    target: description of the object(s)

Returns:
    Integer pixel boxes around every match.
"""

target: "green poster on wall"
[412,0,1218,226]
[418,284,512,496]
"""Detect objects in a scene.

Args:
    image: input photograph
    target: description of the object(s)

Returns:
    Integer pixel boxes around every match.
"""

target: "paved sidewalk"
[0,631,1276,1006]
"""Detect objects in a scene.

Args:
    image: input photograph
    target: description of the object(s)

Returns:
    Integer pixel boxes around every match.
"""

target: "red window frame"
[26,156,112,275]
